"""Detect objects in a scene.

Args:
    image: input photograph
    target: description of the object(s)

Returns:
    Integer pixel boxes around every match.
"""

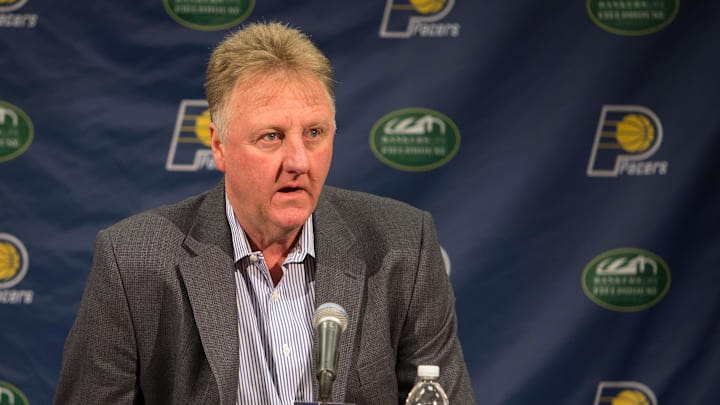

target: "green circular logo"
[0,101,34,162]
[0,380,29,405]
[369,108,460,172]
[587,0,679,36]
[582,248,671,312]
[163,0,254,31]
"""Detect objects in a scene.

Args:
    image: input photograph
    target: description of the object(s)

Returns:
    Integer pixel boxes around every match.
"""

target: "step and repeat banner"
[2,0,719,403]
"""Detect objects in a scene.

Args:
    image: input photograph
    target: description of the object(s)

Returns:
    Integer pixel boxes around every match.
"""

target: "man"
[54,22,475,404]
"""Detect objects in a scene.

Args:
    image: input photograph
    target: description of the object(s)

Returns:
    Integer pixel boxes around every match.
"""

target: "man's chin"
[271,209,313,231]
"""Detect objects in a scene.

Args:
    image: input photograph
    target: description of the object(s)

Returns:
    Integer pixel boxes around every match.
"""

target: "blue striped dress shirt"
[225,197,316,405]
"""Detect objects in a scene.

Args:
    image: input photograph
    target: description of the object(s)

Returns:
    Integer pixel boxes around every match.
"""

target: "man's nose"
[282,134,310,174]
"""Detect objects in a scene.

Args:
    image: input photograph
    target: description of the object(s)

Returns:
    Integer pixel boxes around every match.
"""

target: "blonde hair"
[205,21,334,140]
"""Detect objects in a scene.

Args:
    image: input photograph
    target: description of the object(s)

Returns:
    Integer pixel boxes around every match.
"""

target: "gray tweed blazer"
[54,182,475,405]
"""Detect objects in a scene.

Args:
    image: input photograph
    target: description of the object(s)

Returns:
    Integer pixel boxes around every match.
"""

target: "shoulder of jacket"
[102,186,216,238]
[320,185,428,227]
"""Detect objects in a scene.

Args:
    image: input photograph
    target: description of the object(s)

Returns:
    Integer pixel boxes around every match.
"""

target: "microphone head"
[313,302,348,332]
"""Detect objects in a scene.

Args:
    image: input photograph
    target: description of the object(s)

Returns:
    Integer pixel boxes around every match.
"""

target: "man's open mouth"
[279,187,301,193]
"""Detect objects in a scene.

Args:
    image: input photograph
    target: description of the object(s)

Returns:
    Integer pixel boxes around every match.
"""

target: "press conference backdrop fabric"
[1,0,719,404]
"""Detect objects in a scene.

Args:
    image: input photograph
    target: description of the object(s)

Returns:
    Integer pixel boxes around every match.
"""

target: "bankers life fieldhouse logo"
[587,105,667,177]
[163,0,254,31]
[582,248,670,312]
[370,108,461,171]
[0,0,38,28]
[379,0,461,38]
[587,0,679,36]
[0,380,30,405]
[0,101,34,162]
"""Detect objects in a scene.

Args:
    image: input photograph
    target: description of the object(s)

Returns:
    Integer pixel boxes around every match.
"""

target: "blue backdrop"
[2,0,719,404]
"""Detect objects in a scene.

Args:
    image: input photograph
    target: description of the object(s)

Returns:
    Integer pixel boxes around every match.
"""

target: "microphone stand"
[318,369,335,403]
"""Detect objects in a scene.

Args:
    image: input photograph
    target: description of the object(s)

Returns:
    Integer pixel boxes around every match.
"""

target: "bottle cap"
[417,365,439,378]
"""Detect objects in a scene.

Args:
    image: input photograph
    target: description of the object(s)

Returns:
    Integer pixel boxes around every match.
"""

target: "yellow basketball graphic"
[410,0,447,14]
[615,114,654,153]
[0,241,21,282]
[612,389,650,405]
[194,109,212,147]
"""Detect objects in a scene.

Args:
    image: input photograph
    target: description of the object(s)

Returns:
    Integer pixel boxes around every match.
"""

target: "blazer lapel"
[313,191,367,401]
[177,182,239,405]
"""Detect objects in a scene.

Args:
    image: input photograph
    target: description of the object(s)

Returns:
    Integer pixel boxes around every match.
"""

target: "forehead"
[230,70,334,113]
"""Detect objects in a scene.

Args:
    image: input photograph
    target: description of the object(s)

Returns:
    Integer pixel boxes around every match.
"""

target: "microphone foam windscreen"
[313,302,349,331]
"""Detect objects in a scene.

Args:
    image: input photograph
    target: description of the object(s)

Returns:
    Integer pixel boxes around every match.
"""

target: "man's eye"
[308,129,321,138]
[263,133,278,141]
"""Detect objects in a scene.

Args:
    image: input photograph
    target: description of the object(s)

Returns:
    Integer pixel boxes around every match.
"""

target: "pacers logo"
[582,248,670,312]
[370,108,460,171]
[588,0,678,36]
[0,0,28,12]
[587,105,667,177]
[0,101,34,162]
[593,381,657,405]
[0,233,33,304]
[166,100,216,172]
[379,0,461,38]
[163,0,254,31]
[0,235,26,289]
[0,380,29,405]
[0,0,38,28]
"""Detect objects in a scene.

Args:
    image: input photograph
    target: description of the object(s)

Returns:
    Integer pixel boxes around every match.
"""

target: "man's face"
[210,71,335,243]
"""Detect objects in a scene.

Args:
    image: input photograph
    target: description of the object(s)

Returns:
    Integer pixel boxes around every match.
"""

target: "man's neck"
[244,226,301,256]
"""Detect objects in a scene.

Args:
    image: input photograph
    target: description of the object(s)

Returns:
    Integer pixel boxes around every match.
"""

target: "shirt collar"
[224,194,315,264]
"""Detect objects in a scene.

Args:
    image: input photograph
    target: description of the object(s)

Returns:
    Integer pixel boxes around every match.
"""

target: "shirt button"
[283,344,291,357]
[272,291,279,301]
[249,254,259,263]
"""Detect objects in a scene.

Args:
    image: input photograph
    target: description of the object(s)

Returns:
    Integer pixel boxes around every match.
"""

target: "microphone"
[313,303,348,403]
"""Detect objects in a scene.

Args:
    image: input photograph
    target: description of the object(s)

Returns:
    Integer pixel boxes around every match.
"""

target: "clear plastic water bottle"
[405,364,450,405]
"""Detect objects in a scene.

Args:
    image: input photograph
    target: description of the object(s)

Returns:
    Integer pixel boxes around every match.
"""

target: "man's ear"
[210,122,226,173]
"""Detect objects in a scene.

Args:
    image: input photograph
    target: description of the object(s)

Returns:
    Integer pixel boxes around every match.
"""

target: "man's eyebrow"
[306,118,334,127]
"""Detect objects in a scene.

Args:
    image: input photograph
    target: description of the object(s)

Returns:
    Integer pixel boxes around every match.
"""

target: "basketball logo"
[379,0,459,38]
[0,233,28,290]
[0,241,21,282]
[593,381,657,405]
[0,0,28,13]
[616,114,654,153]
[194,109,212,147]
[166,100,217,171]
[410,0,447,14]
[611,390,651,405]
[586,105,665,177]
